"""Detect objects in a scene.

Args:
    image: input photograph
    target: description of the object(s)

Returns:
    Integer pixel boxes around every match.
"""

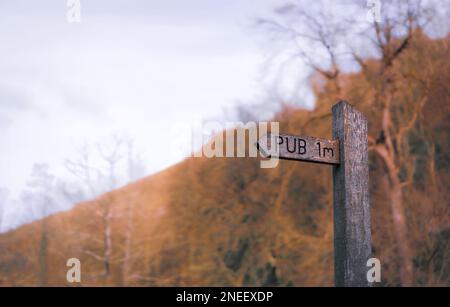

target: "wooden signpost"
[258,100,371,287]
[257,134,340,165]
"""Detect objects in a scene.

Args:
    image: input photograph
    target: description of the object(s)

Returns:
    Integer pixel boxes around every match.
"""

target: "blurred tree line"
[0,0,448,286]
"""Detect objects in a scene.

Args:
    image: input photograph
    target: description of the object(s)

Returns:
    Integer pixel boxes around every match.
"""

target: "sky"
[1,1,448,231]
[0,0,295,202]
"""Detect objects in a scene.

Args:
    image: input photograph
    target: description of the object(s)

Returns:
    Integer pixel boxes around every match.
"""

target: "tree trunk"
[376,145,414,286]
[102,202,112,278]
[122,199,134,286]
[388,177,413,286]
[38,220,48,286]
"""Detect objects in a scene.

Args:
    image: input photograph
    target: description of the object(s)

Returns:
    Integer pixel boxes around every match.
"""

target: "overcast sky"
[1,1,448,232]
[0,0,296,199]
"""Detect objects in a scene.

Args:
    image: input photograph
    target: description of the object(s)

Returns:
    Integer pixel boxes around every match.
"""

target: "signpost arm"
[332,101,371,287]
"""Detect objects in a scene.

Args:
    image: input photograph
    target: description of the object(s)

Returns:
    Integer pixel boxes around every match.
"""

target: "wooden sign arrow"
[257,133,340,165]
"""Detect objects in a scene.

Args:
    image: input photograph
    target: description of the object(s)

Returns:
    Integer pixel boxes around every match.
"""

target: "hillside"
[0,31,449,287]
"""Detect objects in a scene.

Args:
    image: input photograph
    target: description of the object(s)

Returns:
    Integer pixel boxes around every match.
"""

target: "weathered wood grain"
[332,101,372,287]
[257,133,340,165]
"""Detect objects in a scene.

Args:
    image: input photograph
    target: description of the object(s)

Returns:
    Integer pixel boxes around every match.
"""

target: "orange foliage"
[0,32,448,287]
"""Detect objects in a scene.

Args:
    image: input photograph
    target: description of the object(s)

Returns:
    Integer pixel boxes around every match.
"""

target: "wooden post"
[332,101,371,287]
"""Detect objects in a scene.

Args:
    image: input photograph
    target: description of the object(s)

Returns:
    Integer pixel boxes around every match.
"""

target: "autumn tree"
[259,0,448,286]
[65,135,146,282]
[20,164,61,285]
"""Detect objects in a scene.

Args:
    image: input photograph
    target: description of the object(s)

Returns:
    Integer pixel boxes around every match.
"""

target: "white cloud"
[0,0,282,201]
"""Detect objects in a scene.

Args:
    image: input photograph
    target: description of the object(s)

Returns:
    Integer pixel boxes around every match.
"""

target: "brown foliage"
[0,32,449,287]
